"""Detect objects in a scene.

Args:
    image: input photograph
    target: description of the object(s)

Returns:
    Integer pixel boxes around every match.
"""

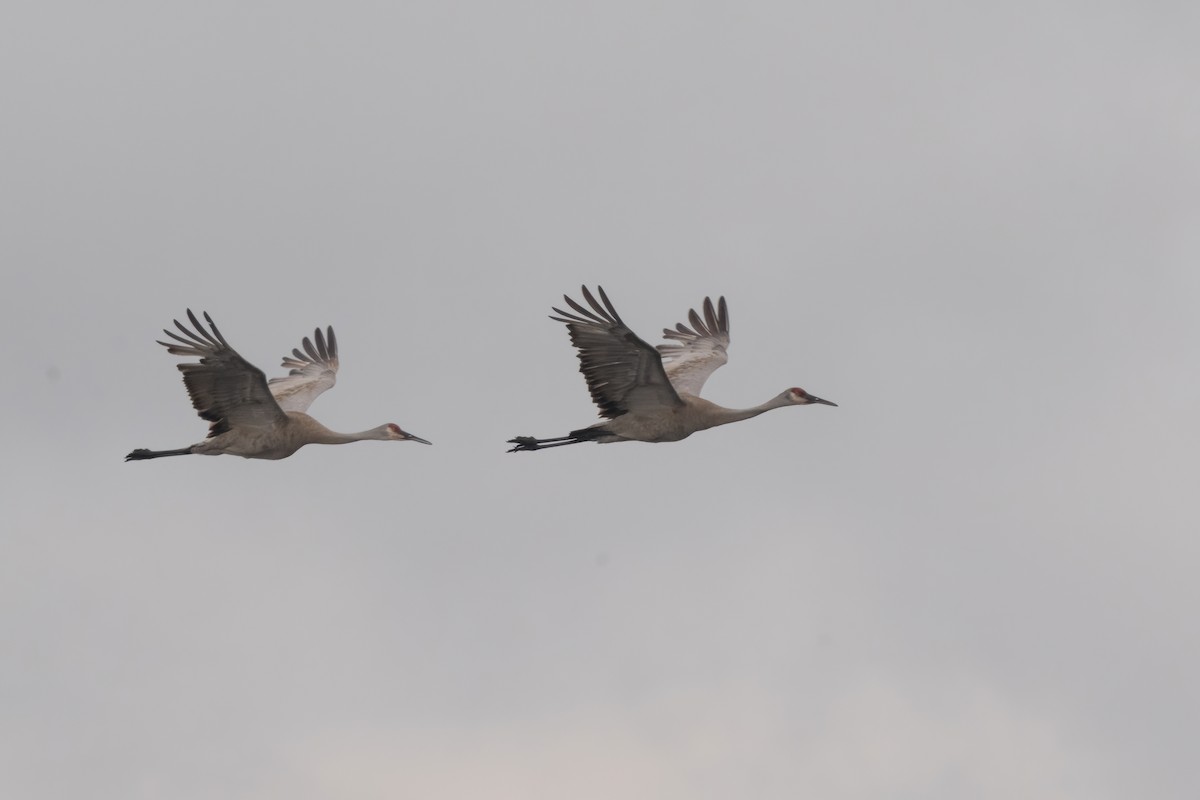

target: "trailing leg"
[506,435,585,453]
[506,427,610,453]
[125,446,195,461]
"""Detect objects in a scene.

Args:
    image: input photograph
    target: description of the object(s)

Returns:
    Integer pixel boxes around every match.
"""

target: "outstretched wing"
[156,310,287,437]
[268,326,339,413]
[550,286,683,419]
[656,296,730,397]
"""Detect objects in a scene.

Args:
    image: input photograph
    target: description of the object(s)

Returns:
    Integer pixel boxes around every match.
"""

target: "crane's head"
[385,423,433,444]
[786,387,837,407]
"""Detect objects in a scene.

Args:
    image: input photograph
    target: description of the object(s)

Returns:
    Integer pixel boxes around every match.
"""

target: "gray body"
[126,310,429,462]
[508,286,834,452]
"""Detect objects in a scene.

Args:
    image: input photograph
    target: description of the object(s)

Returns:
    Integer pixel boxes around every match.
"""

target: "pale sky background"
[2,2,1199,799]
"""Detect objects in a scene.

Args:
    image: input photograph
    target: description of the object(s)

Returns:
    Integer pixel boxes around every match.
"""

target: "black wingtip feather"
[187,310,218,347]
[594,285,622,323]
[562,293,607,325]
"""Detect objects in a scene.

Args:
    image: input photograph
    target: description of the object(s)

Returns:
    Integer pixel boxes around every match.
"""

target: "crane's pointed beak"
[405,432,433,445]
[809,395,837,407]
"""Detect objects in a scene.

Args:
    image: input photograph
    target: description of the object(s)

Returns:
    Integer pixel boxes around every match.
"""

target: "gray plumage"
[508,286,835,452]
[126,310,430,461]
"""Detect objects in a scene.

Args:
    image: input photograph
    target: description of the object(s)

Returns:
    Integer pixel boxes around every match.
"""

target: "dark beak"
[810,395,838,407]
[405,432,433,445]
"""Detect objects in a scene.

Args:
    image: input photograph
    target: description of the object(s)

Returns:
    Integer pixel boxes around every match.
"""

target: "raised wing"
[550,286,683,419]
[157,310,287,437]
[267,326,339,412]
[656,296,730,397]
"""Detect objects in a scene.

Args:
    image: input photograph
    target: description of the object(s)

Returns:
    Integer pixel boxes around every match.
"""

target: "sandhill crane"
[126,310,430,461]
[507,286,835,452]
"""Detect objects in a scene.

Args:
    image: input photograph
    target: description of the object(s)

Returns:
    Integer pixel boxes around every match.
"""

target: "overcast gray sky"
[2,2,1199,798]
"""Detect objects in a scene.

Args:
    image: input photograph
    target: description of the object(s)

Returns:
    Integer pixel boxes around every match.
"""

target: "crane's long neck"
[692,393,794,429]
[313,431,364,445]
[302,419,390,445]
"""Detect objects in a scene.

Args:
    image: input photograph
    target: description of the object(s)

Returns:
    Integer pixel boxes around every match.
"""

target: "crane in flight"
[508,286,836,452]
[126,310,430,461]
